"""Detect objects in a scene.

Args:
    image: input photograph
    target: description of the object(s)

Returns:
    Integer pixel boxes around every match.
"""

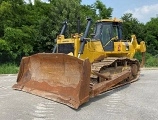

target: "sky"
[26,0,158,23]
[81,0,158,23]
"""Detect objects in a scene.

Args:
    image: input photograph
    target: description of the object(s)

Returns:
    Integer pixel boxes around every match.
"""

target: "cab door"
[100,23,114,51]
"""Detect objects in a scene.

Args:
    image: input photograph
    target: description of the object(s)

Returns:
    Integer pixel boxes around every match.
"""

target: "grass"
[0,63,19,74]
[135,52,158,67]
[0,53,158,74]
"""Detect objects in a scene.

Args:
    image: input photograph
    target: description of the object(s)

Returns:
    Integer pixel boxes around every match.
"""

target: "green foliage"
[134,52,158,67]
[4,27,33,58]
[0,63,19,74]
[121,13,145,41]
[0,0,157,68]
[95,0,113,19]
[145,53,158,67]
[121,13,158,67]
[0,39,9,51]
[121,13,158,58]
[145,18,158,55]
[134,52,142,62]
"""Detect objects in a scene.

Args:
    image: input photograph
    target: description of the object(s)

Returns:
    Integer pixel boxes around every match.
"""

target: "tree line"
[0,0,158,66]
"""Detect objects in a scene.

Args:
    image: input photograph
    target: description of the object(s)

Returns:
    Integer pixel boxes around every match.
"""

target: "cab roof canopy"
[97,18,122,23]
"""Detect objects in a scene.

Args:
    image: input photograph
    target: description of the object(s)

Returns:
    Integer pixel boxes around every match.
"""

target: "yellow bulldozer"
[13,18,146,109]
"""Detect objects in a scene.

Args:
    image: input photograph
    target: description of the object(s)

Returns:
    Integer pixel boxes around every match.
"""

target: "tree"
[94,0,113,19]
[121,13,145,41]
[145,18,158,55]
[0,0,37,63]
[0,0,114,64]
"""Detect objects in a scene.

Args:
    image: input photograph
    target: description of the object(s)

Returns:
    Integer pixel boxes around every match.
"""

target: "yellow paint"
[56,19,146,63]
[56,34,146,63]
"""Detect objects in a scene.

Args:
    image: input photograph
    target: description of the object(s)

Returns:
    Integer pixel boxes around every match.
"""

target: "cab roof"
[97,18,122,23]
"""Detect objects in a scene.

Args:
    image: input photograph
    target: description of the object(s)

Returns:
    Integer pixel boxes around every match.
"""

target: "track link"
[90,57,140,97]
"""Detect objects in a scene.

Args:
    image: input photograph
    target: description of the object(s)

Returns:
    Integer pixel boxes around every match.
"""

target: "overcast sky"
[27,0,158,23]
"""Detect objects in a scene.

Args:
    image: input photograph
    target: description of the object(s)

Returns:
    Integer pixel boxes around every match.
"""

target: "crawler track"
[90,57,140,97]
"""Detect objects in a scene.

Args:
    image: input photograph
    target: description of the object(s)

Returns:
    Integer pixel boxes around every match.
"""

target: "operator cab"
[93,19,122,51]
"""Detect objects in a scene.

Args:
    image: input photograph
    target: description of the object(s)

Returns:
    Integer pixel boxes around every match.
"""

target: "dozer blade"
[12,53,91,109]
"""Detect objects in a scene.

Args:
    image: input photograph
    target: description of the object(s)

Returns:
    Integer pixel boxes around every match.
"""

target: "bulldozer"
[12,18,146,109]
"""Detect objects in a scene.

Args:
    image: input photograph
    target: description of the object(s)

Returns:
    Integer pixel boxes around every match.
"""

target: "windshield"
[92,21,121,51]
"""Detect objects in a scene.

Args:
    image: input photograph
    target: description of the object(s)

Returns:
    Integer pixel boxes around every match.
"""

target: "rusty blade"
[12,53,91,109]
[90,70,131,97]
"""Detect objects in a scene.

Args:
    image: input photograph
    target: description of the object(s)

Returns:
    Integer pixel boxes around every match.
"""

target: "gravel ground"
[0,69,158,120]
